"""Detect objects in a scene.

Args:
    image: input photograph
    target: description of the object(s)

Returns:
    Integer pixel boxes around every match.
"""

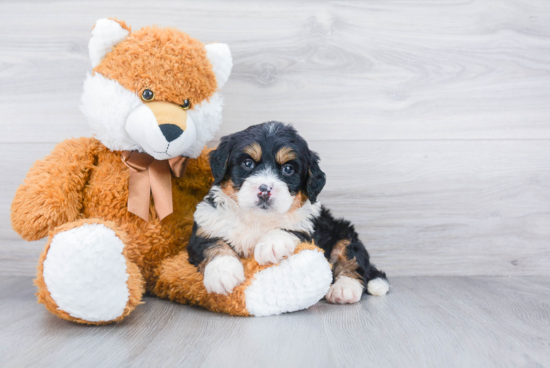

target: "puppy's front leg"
[203,251,245,295]
[254,229,301,265]
[325,239,364,304]
[188,224,245,295]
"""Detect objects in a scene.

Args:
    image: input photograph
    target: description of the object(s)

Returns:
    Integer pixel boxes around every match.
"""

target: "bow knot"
[121,151,188,221]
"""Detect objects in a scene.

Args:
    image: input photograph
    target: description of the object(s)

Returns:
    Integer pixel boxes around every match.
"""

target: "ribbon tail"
[149,160,173,221]
[128,169,152,221]
[168,156,189,178]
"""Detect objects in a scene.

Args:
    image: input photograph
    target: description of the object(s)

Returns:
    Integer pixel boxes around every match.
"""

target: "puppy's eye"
[141,89,155,101]
[242,159,255,171]
[180,99,191,110]
[282,164,294,176]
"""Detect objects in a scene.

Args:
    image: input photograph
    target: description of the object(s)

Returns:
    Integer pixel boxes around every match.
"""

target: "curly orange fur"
[155,243,321,316]
[35,218,145,325]
[11,22,326,322]
[94,26,217,108]
[13,138,325,321]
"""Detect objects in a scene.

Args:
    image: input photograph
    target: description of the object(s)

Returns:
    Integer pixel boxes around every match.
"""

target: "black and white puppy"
[188,122,389,304]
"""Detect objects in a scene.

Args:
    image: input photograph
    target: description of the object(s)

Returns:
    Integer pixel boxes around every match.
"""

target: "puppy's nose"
[159,124,184,142]
[258,184,272,201]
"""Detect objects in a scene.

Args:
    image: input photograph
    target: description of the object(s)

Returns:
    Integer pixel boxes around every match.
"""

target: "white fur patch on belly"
[194,188,321,257]
[245,249,332,316]
[43,223,130,322]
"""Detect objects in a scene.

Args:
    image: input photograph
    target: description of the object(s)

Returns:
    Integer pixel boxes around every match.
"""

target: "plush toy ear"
[209,138,232,185]
[205,43,233,89]
[305,151,326,203]
[89,18,130,68]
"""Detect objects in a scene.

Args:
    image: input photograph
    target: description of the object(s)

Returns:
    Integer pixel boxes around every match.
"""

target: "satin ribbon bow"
[121,151,189,221]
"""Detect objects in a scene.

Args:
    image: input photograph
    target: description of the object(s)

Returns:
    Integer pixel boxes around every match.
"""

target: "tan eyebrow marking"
[276,146,297,165]
[243,142,262,162]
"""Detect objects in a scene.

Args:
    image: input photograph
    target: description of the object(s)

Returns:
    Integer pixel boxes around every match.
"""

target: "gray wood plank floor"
[1,276,549,368]
[3,140,549,277]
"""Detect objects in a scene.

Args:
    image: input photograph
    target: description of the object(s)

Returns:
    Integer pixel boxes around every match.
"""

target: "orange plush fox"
[10,19,331,324]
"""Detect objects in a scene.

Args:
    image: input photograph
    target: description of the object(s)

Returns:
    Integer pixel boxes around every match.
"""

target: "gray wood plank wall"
[1,0,549,276]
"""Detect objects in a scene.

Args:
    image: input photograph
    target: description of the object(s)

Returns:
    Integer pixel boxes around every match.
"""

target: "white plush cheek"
[80,73,142,152]
[125,105,178,160]
[166,115,197,157]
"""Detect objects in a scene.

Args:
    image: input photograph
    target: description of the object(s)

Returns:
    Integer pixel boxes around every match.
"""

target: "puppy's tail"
[364,265,390,296]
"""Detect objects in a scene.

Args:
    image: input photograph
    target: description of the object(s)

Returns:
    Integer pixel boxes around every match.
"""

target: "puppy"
[188,122,389,304]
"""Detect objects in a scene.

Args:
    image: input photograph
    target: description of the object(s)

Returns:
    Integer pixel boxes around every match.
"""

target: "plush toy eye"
[282,164,294,176]
[180,99,191,110]
[141,89,154,101]
[242,159,255,171]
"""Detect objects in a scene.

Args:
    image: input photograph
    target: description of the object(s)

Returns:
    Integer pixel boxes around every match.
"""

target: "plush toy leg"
[35,219,145,325]
[154,243,332,316]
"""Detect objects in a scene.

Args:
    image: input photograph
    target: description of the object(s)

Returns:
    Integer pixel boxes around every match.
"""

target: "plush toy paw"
[254,229,299,265]
[36,220,144,324]
[325,276,363,304]
[245,246,333,316]
[203,256,245,295]
[156,243,333,317]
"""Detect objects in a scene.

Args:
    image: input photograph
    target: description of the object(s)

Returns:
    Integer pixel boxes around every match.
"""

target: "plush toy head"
[81,18,232,159]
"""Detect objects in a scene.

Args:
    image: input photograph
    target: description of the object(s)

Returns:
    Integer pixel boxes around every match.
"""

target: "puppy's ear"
[209,138,231,185]
[305,150,326,203]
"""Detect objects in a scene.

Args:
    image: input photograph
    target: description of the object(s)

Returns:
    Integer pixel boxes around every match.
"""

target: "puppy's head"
[209,122,326,213]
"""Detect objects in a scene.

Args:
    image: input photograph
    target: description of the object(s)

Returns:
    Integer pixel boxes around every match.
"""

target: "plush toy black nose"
[159,124,183,142]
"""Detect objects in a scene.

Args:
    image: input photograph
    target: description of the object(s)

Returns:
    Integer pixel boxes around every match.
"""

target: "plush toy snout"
[148,101,189,136]
[126,101,197,160]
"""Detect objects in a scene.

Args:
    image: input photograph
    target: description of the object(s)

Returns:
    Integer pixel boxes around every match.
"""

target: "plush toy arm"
[11,138,99,241]
[154,242,332,316]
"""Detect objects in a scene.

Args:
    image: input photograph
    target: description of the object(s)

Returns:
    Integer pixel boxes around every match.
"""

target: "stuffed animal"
[10,19,332,324]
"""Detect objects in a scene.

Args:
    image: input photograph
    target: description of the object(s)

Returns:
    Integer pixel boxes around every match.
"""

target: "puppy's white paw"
[254,229,299,265]
[367,277,390,296]
[326,276,363,304]
[203,256,245,295]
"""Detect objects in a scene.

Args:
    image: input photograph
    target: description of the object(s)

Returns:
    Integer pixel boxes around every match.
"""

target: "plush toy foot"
[155,243,332,316]
[244,244,332,316]
[35,219,145,325]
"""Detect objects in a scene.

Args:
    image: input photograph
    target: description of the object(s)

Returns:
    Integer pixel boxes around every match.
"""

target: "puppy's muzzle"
[257,184,272,202]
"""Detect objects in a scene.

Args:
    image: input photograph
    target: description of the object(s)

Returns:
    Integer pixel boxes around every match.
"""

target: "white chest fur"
[194,187,321,257]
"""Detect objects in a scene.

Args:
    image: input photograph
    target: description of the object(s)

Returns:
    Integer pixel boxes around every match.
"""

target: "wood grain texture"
[2,140,549,276]
[0,276,549,368]
[1,0,550,277]
[1,0,550,141]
